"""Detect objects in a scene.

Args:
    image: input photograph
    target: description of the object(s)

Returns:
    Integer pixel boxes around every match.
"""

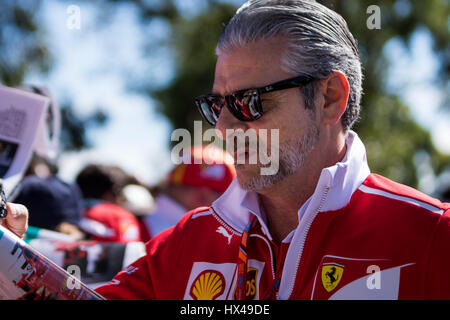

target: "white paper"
[0,86,49,197]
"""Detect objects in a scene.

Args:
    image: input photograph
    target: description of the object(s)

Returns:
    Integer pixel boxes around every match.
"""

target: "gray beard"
[237,120,320,191]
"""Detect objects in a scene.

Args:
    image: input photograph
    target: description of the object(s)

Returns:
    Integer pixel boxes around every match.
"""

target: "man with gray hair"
[96,0,450,300]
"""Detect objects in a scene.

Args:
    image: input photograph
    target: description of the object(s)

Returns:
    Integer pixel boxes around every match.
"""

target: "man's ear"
[318,71,349,126]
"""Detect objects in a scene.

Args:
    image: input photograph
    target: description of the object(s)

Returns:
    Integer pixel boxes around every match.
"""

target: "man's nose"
[215,105,248,140]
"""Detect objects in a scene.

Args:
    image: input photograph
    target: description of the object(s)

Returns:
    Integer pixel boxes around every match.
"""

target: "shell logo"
[189,270,225,300]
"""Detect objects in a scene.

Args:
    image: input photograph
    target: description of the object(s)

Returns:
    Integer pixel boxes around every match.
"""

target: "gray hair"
[216,0,363,131]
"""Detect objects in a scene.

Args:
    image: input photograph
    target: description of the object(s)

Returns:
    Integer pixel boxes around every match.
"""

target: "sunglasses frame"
[195,74,315,126]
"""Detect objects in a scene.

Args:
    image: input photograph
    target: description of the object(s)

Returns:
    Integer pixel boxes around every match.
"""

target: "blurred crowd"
[9,86,236,245]
[1,86,236,287]
[14,149,236,244]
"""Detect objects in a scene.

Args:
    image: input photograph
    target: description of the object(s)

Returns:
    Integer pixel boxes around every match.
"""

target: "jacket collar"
[211,130,371,236]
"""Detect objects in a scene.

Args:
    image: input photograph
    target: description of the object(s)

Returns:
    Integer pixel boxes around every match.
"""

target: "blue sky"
[25,1,450,190]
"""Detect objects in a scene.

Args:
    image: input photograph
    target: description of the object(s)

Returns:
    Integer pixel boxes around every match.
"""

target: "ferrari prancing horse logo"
[321,263,344,293]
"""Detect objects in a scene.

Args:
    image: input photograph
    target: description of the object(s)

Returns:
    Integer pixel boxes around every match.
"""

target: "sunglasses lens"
[196,90,263,125]
[227,90,262,121]
[195,96,223,126]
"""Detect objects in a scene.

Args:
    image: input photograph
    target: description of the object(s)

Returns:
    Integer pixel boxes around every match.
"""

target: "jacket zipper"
[285,186,330,299]
[210,207,241,236]
[249,234,276,280]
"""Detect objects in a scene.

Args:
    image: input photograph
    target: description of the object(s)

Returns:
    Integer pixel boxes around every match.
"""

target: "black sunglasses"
[194,75,315,126]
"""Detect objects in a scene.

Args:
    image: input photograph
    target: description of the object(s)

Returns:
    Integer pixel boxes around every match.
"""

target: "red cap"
[168,146,236,194]
[81,203,142,243]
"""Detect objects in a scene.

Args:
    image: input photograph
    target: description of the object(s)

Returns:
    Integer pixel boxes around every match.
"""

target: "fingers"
[1,203,29,239]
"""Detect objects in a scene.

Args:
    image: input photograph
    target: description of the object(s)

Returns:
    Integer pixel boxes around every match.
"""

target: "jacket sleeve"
[425,207,450,299]
[94,208,201,300]
[95,224,179,300]
[95,252,155,300]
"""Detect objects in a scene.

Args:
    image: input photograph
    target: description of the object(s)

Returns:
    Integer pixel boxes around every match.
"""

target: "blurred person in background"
[13,169,85,240]
[75,164,144,243]
[11,86,86,240]
[120,183,154,242]
[143,145,235,239]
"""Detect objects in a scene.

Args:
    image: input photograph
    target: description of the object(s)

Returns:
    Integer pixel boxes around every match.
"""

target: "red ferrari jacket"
[96,132,450,300]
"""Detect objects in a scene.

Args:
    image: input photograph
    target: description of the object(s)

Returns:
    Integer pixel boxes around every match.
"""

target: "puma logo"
[216,226,232,244]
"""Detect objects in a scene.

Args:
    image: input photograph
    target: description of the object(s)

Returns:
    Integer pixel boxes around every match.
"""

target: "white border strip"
[359,184,444,215]
[191,209,213,219]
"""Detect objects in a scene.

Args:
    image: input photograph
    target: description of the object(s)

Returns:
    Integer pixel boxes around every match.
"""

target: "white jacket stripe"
[359,184,444,214]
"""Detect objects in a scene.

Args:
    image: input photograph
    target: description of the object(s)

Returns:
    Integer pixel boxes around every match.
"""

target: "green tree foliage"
[59,104,109,151]
[153,3,237,134]
[140,0,450,189]
[0,1,50,86]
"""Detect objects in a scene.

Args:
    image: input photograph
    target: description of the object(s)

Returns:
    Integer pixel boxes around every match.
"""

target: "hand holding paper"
[0,183,28,239]
[1,202,28,239]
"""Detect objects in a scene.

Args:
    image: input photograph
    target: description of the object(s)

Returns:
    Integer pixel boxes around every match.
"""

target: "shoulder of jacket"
[358,173,449,214]
[184,206,242,235]
[145,205,240,258]
[160,206,233,236]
